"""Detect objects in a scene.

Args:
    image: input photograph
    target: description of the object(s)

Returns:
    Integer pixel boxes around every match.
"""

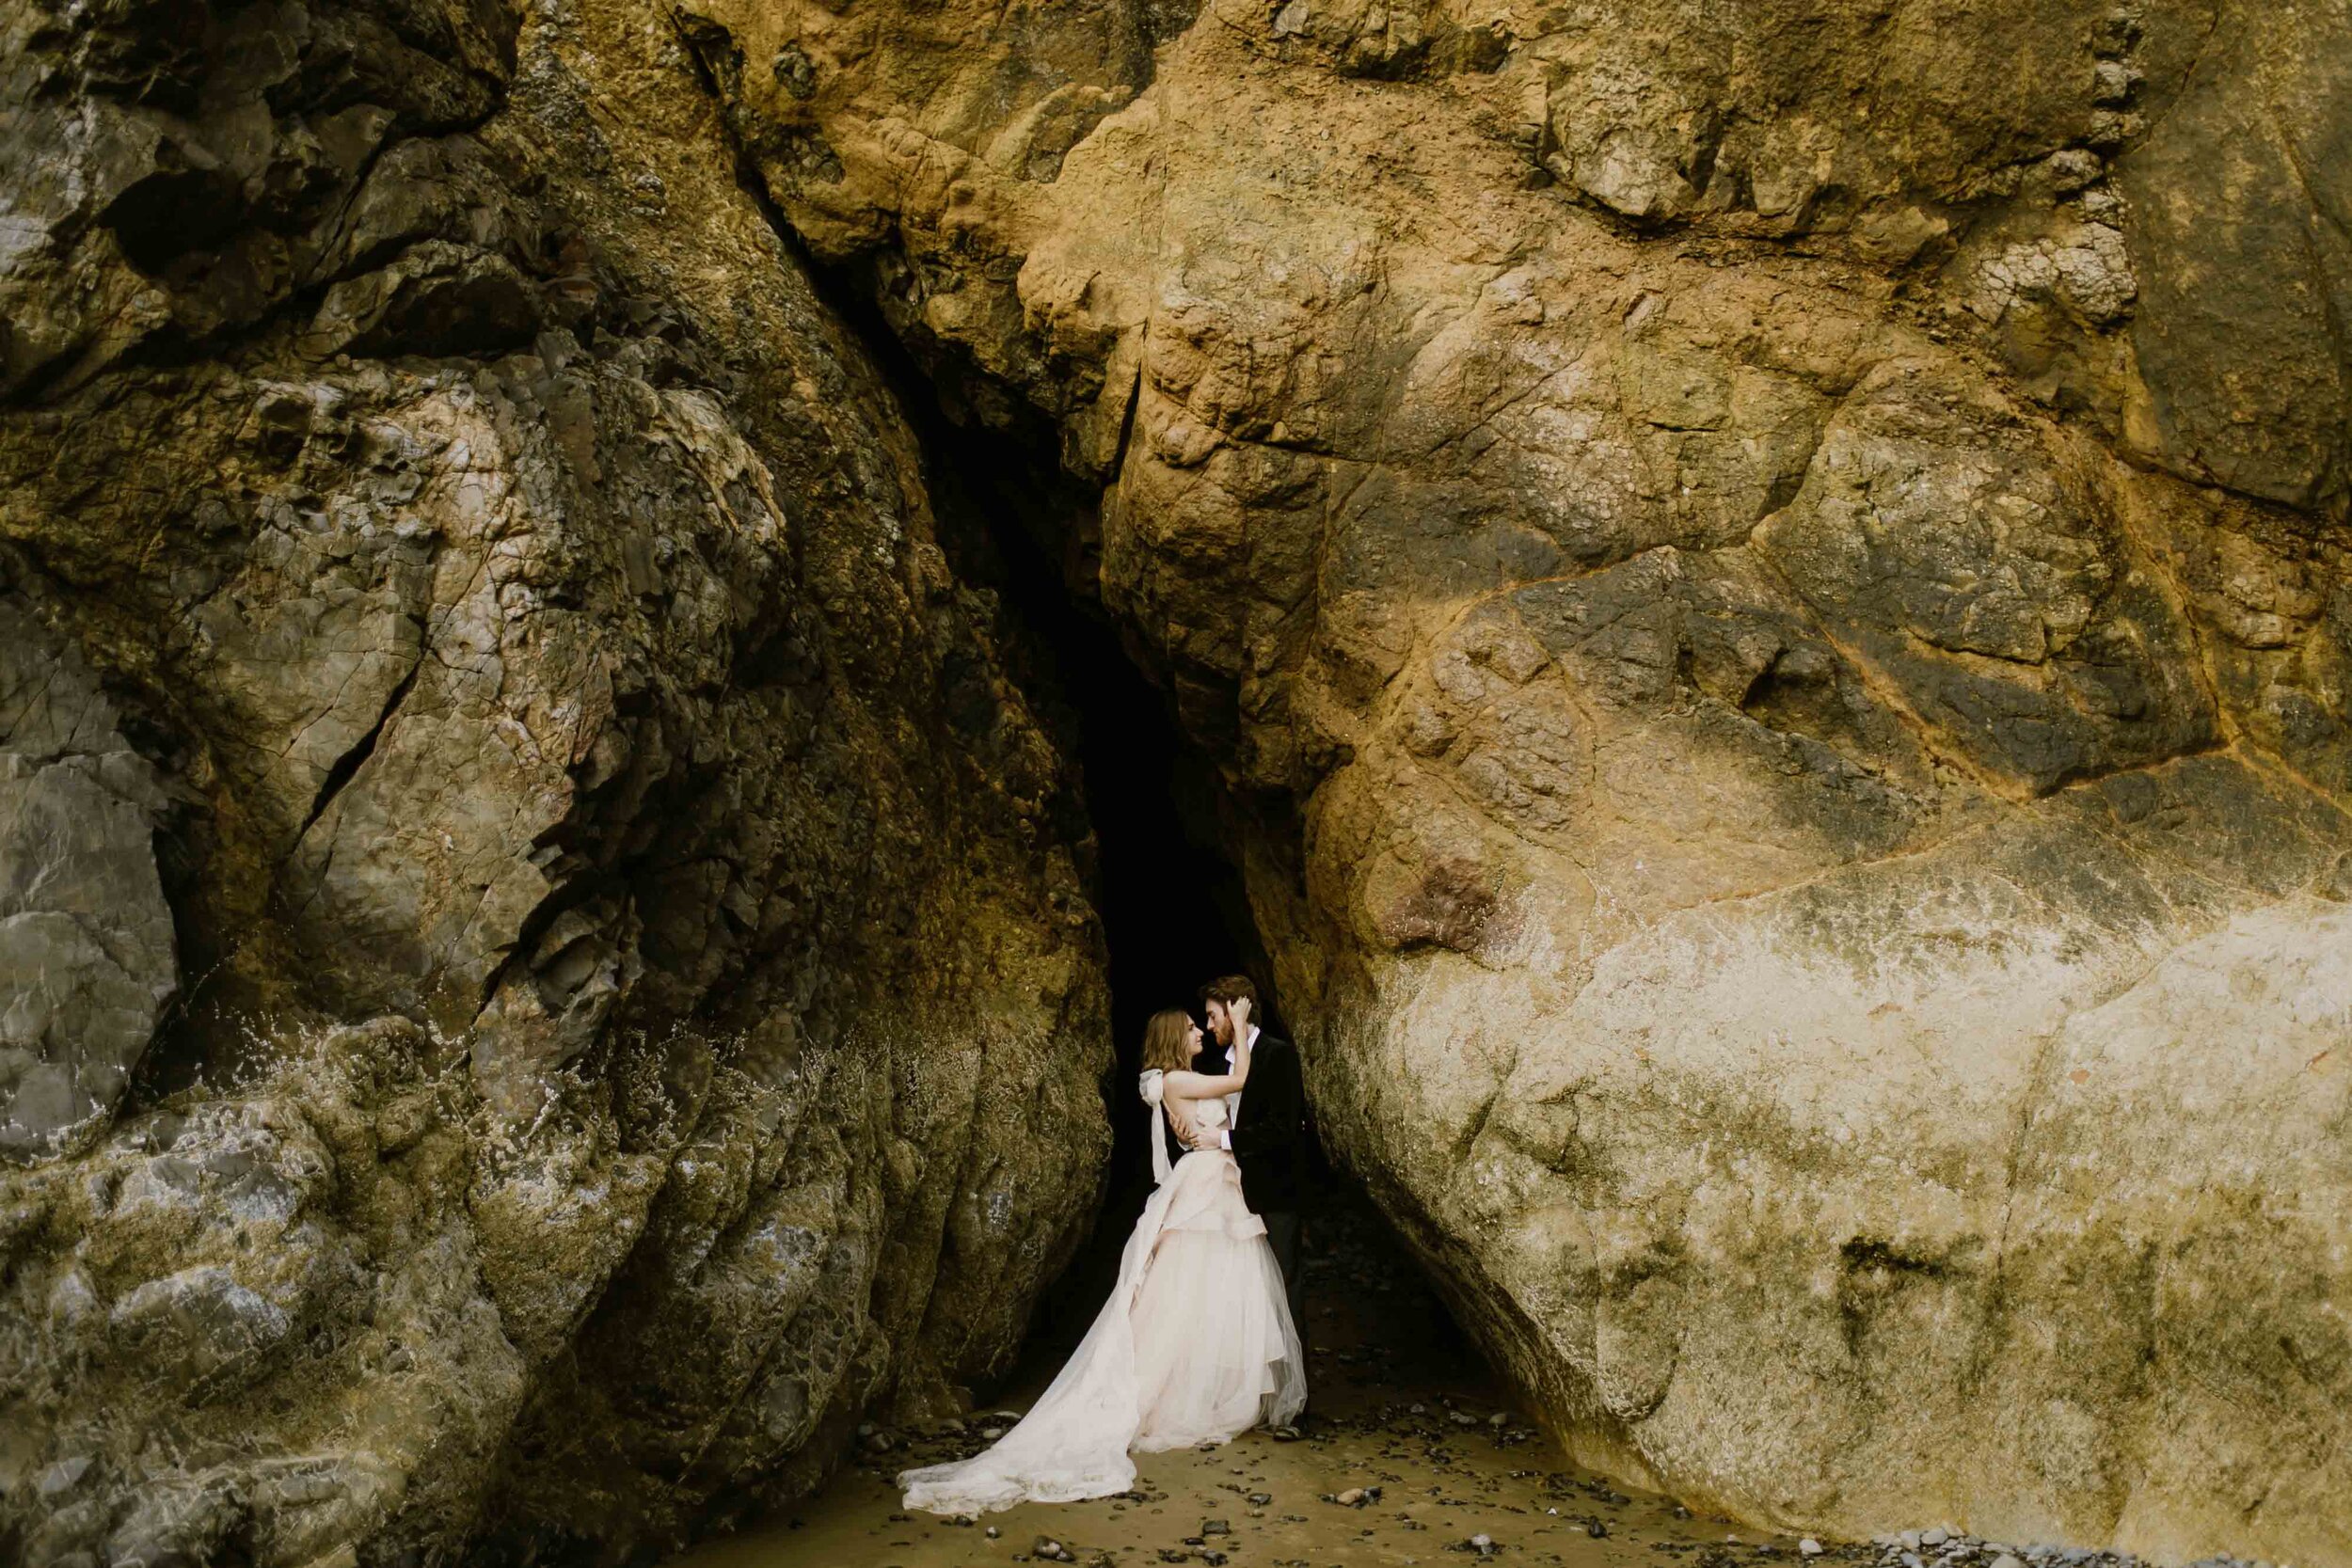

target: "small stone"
[1203,1519,1231,1535]
[1924,1531,1951,1548]
[1248,1493,1273,1507]
[1336,1487,1366,1506]
[987,1527,1002,1539]
[1489,1412,1508,1426]
[1034,1535,1076,1563]
[36,1457,92,1497]
[1802,1542,1826,1559]
[1587,1520,1610,1539]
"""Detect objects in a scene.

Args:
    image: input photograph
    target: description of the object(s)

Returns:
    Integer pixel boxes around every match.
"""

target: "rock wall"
[664,0,2352,1562]
[0,0,1110,1563]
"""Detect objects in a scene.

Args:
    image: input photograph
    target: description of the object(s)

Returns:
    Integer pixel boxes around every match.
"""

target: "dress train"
[898,1075,1305,1515]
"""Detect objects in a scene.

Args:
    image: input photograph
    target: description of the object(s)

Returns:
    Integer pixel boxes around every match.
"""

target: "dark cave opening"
[946,444,1271,1239]
[844,311,1275,1200]
[877,370,1289,1350]
[804,270,1494,1402]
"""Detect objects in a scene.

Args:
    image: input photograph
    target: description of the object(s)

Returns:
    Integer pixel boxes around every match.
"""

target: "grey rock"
[36,1456,93,1497]
[108,1264,294,1395]
[0,592,176,1163]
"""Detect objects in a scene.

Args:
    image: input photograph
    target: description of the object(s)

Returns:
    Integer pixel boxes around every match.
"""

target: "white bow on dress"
[1139,1069,1172,1186]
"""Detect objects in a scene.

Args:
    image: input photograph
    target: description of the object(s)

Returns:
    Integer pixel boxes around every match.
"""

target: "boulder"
[675,0,2352,1560]
[0,0,1110,1562]
[0,588,177,1162]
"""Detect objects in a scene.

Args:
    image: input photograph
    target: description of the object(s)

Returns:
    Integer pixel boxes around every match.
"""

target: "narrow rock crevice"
[288,647,421,854]
[808,246,1263,1089]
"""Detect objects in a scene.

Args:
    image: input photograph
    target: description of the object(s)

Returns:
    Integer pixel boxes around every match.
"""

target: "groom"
[1182,974,1310,1325]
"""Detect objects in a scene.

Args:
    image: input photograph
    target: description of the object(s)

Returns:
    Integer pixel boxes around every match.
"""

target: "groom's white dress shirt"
[1213,1022,1258,1151]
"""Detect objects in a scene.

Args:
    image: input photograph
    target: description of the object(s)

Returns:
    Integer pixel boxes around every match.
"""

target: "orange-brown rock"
[672,0,2352,1560]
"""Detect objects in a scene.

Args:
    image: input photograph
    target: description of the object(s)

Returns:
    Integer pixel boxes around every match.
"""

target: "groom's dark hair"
[1199,974,1260,1013]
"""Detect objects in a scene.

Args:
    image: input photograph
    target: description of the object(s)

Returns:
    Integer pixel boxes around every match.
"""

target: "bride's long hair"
[1139,1008,1195,1077]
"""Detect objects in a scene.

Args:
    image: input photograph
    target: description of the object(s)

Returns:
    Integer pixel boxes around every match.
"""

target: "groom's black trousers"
[1207,1033,1313,1342]
[1263,1208,1306,1328]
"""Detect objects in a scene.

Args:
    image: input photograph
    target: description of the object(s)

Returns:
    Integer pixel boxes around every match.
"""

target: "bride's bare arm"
[1165,1029,1253,1100]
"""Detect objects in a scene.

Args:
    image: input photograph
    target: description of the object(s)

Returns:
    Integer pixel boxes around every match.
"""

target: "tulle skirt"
[899,1151,1306,1515]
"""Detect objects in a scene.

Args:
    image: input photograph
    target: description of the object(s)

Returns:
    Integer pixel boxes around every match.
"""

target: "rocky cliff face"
[659,0,2352,1562]
[8,0,2350,1563]
[0,0,1110,1563]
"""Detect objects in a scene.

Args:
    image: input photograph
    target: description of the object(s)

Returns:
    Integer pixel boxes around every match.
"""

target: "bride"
[899,1001,1308,1514]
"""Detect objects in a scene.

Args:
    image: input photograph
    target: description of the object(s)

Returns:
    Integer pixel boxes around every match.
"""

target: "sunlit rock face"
[670,0,2352,1560]
[0,0,1109,1562]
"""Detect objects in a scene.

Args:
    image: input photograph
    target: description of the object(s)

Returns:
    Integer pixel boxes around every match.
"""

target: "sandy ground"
[668,1192,1804,1568]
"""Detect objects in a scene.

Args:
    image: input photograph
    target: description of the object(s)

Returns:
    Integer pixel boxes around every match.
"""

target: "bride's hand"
[1230,997,1252,1040]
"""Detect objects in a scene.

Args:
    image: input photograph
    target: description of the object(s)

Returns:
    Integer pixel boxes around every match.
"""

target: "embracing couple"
[900,975,1311,1515]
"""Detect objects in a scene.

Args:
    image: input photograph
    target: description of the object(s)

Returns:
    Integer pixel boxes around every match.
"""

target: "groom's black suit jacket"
[1167,1031,1308,1217]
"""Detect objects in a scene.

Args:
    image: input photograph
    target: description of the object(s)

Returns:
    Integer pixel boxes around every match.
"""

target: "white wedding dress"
[899,1070,1307,1514]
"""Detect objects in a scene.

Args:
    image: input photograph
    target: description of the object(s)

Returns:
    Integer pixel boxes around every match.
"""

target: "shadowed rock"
[0,0,1109,1562]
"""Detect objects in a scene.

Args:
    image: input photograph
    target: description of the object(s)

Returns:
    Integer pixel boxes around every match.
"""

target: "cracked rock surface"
[665,0,2352,1561]
[0,0,1108,1563]
[5,0,2350,1563]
